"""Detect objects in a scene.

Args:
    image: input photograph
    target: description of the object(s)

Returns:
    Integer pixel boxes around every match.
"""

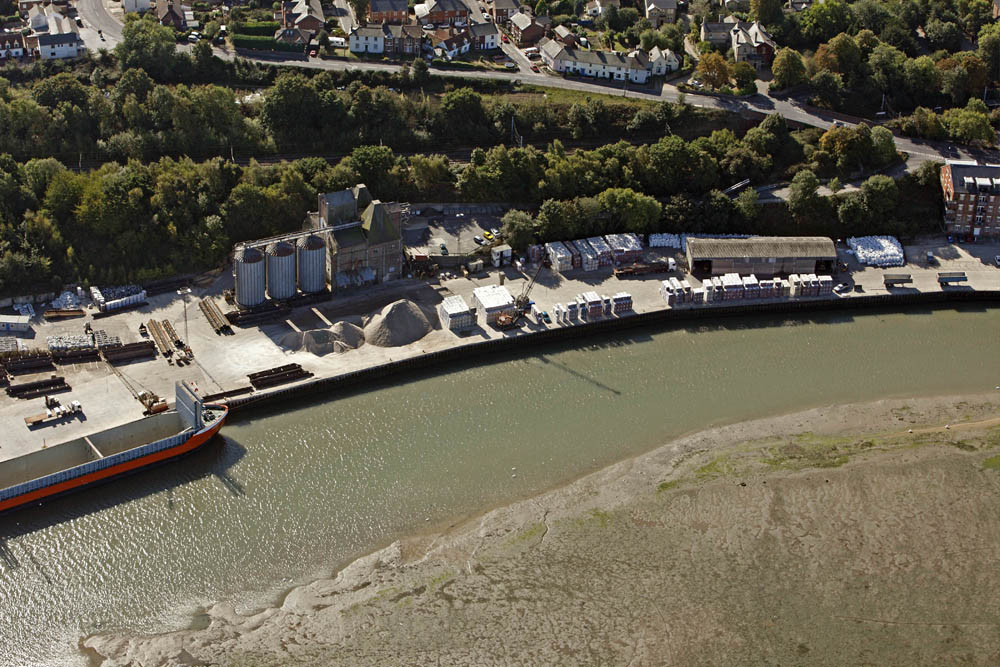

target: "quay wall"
[224,290,1000,415]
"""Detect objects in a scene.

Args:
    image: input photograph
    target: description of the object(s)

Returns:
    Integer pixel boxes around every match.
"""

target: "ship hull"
[0,408,227,514]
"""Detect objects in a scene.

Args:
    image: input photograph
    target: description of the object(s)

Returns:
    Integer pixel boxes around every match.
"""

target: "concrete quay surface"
[1,239,998,463]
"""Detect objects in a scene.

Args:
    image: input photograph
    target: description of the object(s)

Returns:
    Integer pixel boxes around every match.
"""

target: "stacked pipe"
[7,375,70,399]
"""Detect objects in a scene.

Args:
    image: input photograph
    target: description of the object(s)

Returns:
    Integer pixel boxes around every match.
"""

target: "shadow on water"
[0,435,248,562]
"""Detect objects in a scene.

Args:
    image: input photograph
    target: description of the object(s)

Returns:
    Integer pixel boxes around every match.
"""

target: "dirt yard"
[86,393,1000,665]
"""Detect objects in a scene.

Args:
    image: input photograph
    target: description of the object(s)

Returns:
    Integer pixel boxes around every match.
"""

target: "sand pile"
[363,299,432,347]
[331,321,365,349]
[277,331,305,352]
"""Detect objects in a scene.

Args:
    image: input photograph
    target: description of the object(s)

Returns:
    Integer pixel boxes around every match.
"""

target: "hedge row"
[232,34,304,52]
[232,21,281,36]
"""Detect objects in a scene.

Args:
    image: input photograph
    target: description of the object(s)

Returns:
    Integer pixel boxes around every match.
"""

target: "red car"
[501,34,509,43]
[530,64,539,72]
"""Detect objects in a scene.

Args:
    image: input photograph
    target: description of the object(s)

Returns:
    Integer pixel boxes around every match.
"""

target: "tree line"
[0,113,931,295]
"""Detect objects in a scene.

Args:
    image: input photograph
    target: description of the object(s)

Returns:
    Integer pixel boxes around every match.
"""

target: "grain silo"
[234,246,266,308]
[266,241,297,300]
[296,235,327,294]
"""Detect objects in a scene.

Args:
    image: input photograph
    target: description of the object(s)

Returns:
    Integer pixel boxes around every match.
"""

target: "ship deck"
[0,411,188,490]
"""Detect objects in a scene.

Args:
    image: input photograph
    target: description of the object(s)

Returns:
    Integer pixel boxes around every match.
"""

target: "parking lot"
[403,203,515,256]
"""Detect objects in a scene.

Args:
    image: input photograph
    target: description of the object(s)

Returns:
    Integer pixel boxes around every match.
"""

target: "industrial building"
[438,295,475,332]
[311,186,404,285]
[685,237,836,277]
[472,285,515,324]
[0,314,31,332]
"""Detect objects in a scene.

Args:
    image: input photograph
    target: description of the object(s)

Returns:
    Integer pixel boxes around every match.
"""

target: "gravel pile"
[363,300,432,347]
[278,322,367,356]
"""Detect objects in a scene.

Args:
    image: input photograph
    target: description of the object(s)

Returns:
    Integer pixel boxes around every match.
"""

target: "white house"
[0,32,26,59]
[349,25,385,53]
[123,0,152,13]
[30,9,84,60]
[539,37,648,83]
[647,46,678,75]
[436,31,470,58]
[584,0,619,16]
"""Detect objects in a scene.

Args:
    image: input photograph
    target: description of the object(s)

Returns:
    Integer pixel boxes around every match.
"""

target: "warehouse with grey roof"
[685,237,836,277]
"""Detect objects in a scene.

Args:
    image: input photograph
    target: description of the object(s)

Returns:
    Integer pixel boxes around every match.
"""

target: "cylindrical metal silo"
[266,241,297,300]
[297,235,327,294]
[234,246,266,308]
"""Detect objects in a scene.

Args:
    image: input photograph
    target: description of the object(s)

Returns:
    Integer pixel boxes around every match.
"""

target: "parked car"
[505,61,517,69]
[439,243,448,255]
[541,311,551,324]
[75,17,82,27]
[187,32,200,42]
[490,227,500,238]
[502,34,509,43]
[474,235,486,245]
[994,255,1000,267]
[530,64,539,72]
[483,230,494,241]
[527,52,540,60]
[423,23,434,30]
[309,48,317,57]
[482,11,490,19]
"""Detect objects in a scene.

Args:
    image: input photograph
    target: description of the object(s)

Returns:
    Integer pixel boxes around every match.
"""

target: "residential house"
[584,0,619,16]
[28,6,83,59]
[647,45,678,74]
[467,21,498,50]
[368,0,408,25]
[629,45,678,76]
[730,20,775,70]
[274,26,311,46]
[155,0,186,29]
[35,28,84,59]
[27,4,48,31]
[436,30,470,57]
[0,32,26,59]
[939,160,1000,239]
[539,37,648,83]
[123,0,151,13]
[644,0,675,28]
[349,24,385,53]
[509,12,543,45]
[414,0,468,25]
[385,23,424,56]
[491,0,519,23]
[700,14,736,46]
[281,0,324,35]
[553,24,575,46]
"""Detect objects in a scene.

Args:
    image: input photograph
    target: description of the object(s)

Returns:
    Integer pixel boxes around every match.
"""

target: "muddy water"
[1,306,997,666]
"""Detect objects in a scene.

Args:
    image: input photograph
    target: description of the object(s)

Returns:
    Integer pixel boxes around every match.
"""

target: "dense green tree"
[499,209,536,250]
[799,0,851,44]
[115,15,178,80]
[925,19,963,53]
[750,0,783,25]
[787,168,821,219]
[772,48,807,89]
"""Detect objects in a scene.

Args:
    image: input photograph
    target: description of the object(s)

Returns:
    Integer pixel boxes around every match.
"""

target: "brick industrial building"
[940,159,1000,239]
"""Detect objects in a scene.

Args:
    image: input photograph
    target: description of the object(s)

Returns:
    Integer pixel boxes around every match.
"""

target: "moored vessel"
[0,382,227,513]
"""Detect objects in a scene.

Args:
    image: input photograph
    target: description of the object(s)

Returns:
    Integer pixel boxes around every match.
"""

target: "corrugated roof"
[687,236,836,259]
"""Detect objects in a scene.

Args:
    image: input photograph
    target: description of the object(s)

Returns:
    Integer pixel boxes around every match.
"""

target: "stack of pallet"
[545,242,574,272]
[572,240,599,271]
[612,292,633,314]
[585,237,614,266]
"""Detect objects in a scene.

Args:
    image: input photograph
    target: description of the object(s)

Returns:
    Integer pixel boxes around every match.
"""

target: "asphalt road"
[77,0,123,46]
[73,1,995,171]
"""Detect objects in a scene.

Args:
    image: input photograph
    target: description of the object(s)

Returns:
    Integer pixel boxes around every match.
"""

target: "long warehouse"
[685,236,837,277]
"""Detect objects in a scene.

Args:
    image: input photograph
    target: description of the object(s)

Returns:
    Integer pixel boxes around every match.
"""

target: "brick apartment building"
[940,160,1000,239]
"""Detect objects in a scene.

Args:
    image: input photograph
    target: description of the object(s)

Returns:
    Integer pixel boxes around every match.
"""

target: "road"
[77,0,123,49]
[73,1,994,171]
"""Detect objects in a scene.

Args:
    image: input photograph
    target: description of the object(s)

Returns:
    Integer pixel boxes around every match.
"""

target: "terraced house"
[368,0,408,25]
[539,38,648,83]
[415,0,468,25]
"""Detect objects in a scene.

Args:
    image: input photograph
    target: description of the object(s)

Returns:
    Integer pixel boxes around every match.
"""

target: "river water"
[0,306,997,666]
